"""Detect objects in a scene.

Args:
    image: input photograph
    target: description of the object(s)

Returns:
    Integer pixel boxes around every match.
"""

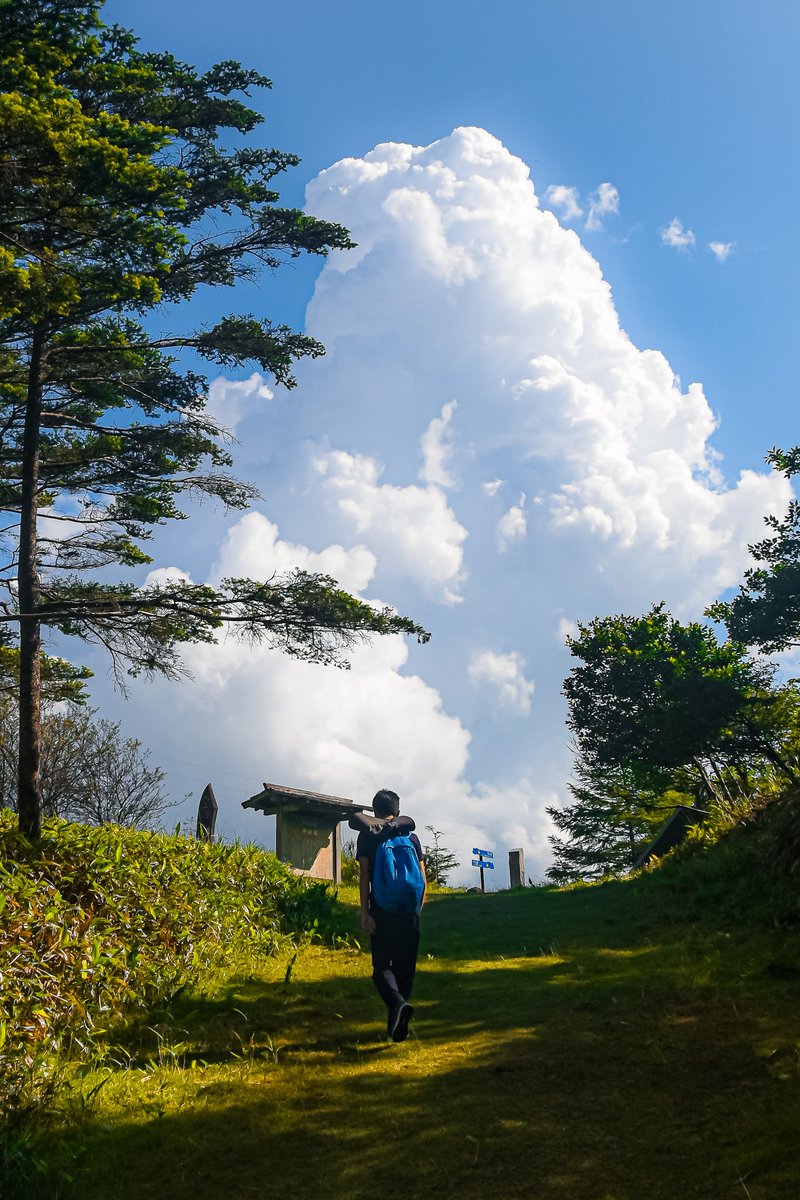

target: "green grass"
[27,870,800,1200]
[0,814,347,1146]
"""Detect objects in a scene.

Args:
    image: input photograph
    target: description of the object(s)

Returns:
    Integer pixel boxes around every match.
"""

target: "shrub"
[0,813,345,1120]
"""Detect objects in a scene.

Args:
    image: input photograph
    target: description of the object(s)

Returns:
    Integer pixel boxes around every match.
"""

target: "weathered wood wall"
[276,812,342,882]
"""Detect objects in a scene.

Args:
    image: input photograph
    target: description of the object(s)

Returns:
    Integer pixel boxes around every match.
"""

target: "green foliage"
[40,571,429,684]
[0,644,91,703]
[564,603,775,776]
[340,839,359,886]
[0,0,428,834]
[12,819,800,1200]
[633,786,800,926]
[546,757,691,884]
[0,0,350,578]
[422,825,459,885]
[0,812,345,1121]
[557,603,800,881]
[0,701,174,827]
[708,448,800,653]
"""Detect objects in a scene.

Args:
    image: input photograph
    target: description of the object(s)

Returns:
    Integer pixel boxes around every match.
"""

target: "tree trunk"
[760,740,800,787]
[740,717,800,787]
[707,755,739,810]
[626,821,637,867]
[692,756,719,804]
[17,329,44,838]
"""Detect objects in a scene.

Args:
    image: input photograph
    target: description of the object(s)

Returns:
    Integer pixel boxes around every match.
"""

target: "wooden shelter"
[632,804,708,870]
[242,782,369,883]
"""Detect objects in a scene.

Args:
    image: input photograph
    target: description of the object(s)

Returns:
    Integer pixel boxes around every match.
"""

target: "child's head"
[372,788,400,818]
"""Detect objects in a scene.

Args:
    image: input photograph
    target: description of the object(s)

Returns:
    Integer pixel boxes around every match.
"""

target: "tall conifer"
[0,1,427,836]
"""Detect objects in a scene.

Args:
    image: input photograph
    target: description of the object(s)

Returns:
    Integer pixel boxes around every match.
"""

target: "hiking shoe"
[389,1001,413,1043]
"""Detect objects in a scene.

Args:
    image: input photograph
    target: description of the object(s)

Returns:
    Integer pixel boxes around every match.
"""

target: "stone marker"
[196,783,218,842]
[509,847,525,888]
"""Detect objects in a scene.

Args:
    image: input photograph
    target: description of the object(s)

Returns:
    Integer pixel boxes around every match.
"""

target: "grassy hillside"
[0,815,348,1130]
[3,797,800,1199]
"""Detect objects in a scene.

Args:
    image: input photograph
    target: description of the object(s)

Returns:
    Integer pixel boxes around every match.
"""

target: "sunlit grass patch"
[421,952,567,972]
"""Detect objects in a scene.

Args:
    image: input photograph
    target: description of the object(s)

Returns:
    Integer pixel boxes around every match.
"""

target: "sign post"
[472,847,494,892]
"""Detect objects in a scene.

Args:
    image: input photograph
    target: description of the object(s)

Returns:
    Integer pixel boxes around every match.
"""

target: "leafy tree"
[551,675,800,883]
[0,702,173,828]
[563,603,789,782]
[423,825,459,886]
[0,646,90,704]
[0,1,428,837]
[546,756,690,884]
[708,447,800,654]
[555,604,800,881]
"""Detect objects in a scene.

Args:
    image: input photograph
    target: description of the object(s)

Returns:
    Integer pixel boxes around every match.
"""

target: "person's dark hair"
[372,789,400,818]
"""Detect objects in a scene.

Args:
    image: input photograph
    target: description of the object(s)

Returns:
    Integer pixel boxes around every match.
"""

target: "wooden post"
[332,820,343,884]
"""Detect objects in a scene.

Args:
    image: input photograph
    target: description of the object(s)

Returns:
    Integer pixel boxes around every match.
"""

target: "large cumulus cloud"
[88,127,790,883]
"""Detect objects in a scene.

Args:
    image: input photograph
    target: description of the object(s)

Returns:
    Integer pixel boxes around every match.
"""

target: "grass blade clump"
[0,812,345,1122]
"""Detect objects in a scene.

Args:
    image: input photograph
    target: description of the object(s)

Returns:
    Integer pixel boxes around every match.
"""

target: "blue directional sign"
[472,859,494,868]
[473,848,493,858]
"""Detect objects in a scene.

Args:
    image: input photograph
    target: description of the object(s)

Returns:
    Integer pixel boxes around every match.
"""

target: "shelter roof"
[242,781,369,821]
[632,803,708,870]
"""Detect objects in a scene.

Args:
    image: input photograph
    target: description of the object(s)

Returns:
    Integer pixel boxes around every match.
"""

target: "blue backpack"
[373,832,425,914]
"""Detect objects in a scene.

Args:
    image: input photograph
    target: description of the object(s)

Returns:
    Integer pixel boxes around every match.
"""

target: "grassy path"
[65,883,800,1200]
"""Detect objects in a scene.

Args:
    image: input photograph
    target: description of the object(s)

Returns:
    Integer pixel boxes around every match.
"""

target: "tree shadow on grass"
[65,937,800,1200]
[114,930,672,1071]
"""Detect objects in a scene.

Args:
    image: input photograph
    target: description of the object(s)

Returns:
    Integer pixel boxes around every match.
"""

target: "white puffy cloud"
[497,496,527,549]
[545,182,618,232]
[179,633,472,812]
[585,182,620,231]
[212,510,377,595]
[306,132,775,579]
[709,240,735,262]
[468,650,534,716]
[544,184,583,221]
[205,372,273,432]
[420,400,458,487]
[661,217,696,249]
[115,624,478,859]
[143,566,194,587]
[87,127,791,885]
[314,449,468,603]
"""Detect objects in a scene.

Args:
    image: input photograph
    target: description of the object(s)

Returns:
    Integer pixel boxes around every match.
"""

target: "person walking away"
[354,789,426,1042]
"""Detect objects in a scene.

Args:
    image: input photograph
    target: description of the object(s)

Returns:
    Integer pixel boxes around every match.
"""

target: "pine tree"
[0,1,428,836]
[546,757,688,884]
[423,826,459,886]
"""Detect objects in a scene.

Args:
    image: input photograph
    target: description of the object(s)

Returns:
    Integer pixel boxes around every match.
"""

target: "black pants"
[370,908,420,1011]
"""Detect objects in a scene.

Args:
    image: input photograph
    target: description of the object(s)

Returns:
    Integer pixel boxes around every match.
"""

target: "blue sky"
[93,0,799,881]
[108,0,800,476]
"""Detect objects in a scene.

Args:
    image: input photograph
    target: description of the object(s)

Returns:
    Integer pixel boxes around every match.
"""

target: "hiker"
[351,789,426,1042]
